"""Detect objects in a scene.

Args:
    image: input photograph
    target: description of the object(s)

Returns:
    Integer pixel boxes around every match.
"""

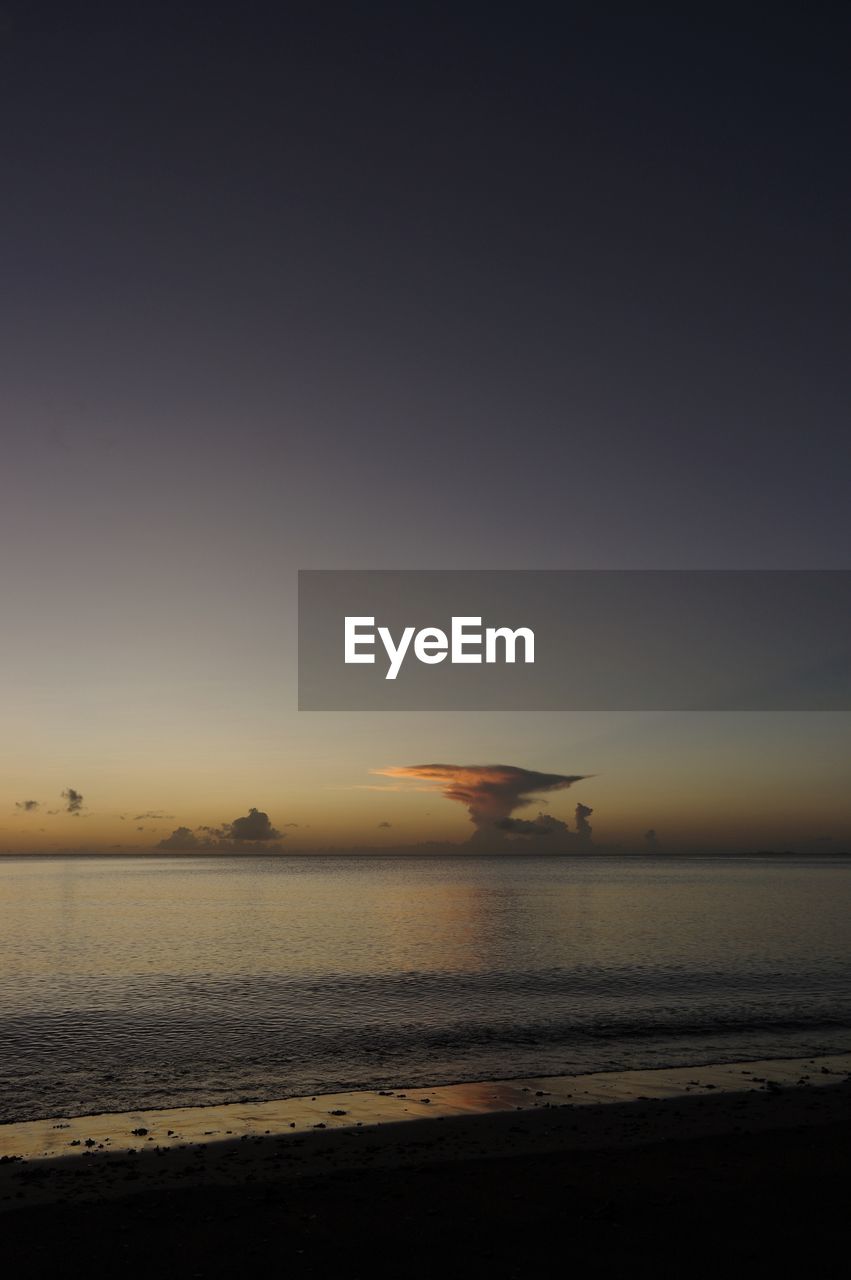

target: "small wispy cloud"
[341,784,434,793]
[61,788,84,815]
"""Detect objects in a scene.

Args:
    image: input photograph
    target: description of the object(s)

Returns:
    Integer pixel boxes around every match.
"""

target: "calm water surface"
[2,854,850,1122]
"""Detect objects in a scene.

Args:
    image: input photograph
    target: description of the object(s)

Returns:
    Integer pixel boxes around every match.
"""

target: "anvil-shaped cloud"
[375,763,588,845]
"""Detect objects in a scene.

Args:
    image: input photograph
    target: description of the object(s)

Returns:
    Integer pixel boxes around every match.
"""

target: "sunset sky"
[2,6,849,855]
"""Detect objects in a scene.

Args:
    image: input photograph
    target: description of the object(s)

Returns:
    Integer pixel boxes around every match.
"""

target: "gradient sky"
[2,5,849,853]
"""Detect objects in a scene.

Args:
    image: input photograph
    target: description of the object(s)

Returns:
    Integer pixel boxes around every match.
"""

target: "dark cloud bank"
[158,808,283,852]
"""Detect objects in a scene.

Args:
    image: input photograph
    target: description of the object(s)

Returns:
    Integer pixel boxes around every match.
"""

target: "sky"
[1,4,849,854]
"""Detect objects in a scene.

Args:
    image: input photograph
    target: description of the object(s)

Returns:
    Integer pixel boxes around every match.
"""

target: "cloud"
[376,763,589,849]
[225,808,280,841]
[498,813,570,838]
[156,807,284,852]
[344,784,434,793]
[377,764,585,823]
[15,800,40,812]
[575,803,593,839]
[157,826,203,851]
[133,812,175,821]
[377,821,392,828]
[61,788,83,814]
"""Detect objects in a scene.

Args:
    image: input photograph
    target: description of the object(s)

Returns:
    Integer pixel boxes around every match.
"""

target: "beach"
[3,1054,850,1276]
[3,860,850,1274]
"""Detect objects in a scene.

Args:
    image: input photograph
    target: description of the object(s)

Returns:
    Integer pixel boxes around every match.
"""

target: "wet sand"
[2,1054,850,1277]
[3,1051,849,1165]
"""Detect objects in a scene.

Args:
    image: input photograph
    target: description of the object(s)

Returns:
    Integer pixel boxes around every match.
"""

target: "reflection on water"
[1,854,850,1122]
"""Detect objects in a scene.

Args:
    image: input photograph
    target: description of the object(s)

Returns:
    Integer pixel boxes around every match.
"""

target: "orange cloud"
[375,764,587,835]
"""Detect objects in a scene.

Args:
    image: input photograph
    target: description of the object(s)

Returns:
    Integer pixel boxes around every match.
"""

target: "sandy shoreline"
[2,1050,850,1165]
[2,1052,849,1203]
[3,1052,851,1276]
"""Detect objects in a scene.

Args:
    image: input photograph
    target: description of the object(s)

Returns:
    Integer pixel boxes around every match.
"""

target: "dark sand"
[2,1064,850,1278]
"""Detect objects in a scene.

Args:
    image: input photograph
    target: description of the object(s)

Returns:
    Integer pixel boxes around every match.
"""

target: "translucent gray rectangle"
[298,570,851,710]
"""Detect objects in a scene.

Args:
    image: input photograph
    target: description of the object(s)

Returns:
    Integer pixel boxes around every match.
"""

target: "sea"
[2,854,850,1123]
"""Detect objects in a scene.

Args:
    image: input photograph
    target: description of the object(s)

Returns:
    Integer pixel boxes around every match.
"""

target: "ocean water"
[1,854,850,1124]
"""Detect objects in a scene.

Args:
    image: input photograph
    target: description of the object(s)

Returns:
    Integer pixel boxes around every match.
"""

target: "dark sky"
[3,3,849,570]
[1,4,849,851]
